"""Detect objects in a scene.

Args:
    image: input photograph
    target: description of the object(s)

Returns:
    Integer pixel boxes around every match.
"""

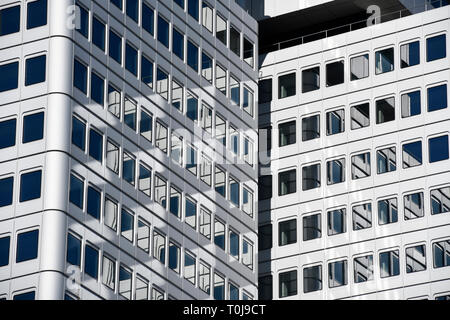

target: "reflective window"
[279,121,296,147]
[327,209,346,236]
[244,37,254,67]
[428,84,447,112]
[172,28,184,60]
[168,242,180,273]
[230,25,240,57]
[375,47,394,74]
[202,2,213,32]
[401,41,420,68]
[201,52,213,83]
[185,197,197,229]
[124,97,137,130]
[16,230,39,263]
[0,5,20,36]
[156,68,168,100]
[169,187,181,218]
[229,176,239,207]
[89,129,103,163]
[109,30,122,64]
[142,3,154,35]
[71,116,86,151]
[126,0,138,22]
[259,275,272,300]
[199,263,210,294]
[186,144,197,176]
[140,108,153,142]
[155,121,168,153]
[19,170,42,202]
[66,233,81,266]
[433,240,450,268]
[135,275,148,300]
[0,236,10,266]
[230,75,240,105]
[326,109,345,136]
[303,265,322,293]
[200,155,212,186]
[326,61,344,87]
[215,64,227,95]
[25,55,46,86]
[216,14,227,46]
[302,164,321,191]
[242,187,254,217]
[108,84,121,118]
[0,176,13,207]
[303,214,321,241]
[242,239,253,270]
[125,43,138,76]
[350,54,369,80]
[279,219,296,246]
[27,0,47,29]
[153,230,166,264]
[328,260,347,288]
[429,135,449,163]
[213,273,225,300]
[406,245,426,273]
[378,197,398,225]
[187,40,199,72]
[279,270,297,298]
[120,208,134,243]
[187,0,199,20]
[0,61,19,93]
[151,287,164,300]
[119,265,132,299]
[184,252,196,285]
[92,16,105,51]
[351,152,371,180]
[87,186,101,220]
[23,112,44,143]
[402,141,422,168]
[354,255,373,283]
[351,103,370,130]
[427,34,446,62]
[214,219,225,250]
[199,208,211,239]
[122,152,135,185]
[91,72,104,106]
[229,230,239,259]
[244,137,254,167]
[157,15,169,48]
[170,133,182,166]
[302,67,320,93]
[404,192,424,220]
[430,186,450,215]
[352,203,372,231]
[141,55,154,88]
[104,197,118,231]
[401,90,421,118]
[0,118,16,149]
[376,97,395,124]
[243,87,254,116]
[229,283,239,300]
[215,113,226,146]
[377,147,396,174]
[106,140,119,174]
[187,92,198,122]
[138,163,151,197]
[137,218,150,253]
[279,169,296,196]
[102,255,115,290]
[154,175,167,208]
[73,59,87,94]
[379,250,400,278]
[215,166,226,197]
[278,73,296,99]
[327,158,345,185]
[302,115,320,141]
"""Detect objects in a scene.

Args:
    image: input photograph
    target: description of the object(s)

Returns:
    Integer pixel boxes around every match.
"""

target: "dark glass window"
[378,198,398,225]
[328,260,347,288]
[302,164,321,191]
[84,244,99,279]
[72,117,86,151]
[0,5,20,36]
[229,230,239,259]
[16,230,39,262]
[429,135,449,163]
[327,158,345,185]
[66,233,81,266]
[0,61,19,93]
[376,97,395,124]
[0,236,10,267]
[168,242,180,273]
[326,61,344,87]
[303,265,322,293]
[188,0,199,21]
[401,90,421,118]
[353,203,372,231]
[230,26,240,57]
[141,55,153,87]
[187,94,198,122]
[259,78,272,104]
[427,34,446,62]
[278,73,296,99]
[279,270,297,298]
[123,152,136,185]
[111,0,122,10]
[258,175,272,200]
[351,103,370,130]
[69,174,84,209]
[403,141,422,168]
[87,186,101,220]
[172,29,184,60]
[302,67,320,93]
[0,118,16,149]
[174,0,184,8]
[121,209,134,242]
[125,43,138,76]
[401,41,420,68]
[73,59,87,94]
[258,275,272,300]
[23,112,44,143]
[89,129,103,163]
[433,240,450,268]
[19,170,42,202]
[302,115,320,141]
[279,121,296,147]
[109,30,122,64]
[126,0,138,22]
[0,177,13,207]
[201,52,213,83]
[431,187,450,215]
[379,250,400,278]
[428,84,447,112]
[326,109,345,136]
[328,209,346,236]
[142,3,154,35]
[25,55,46,86]
[375,47,394,74]
[92,16,105,51]
[259,224,272,251]
[91,72,104,105]
[157,15,169,48]
[279,219,296,246]
[279,170,296,196]
[377,147,396,174]
[13,291,35,300]
[187,40,199,72]
[27,0,47,30]
[303,213,321,241]
[76,4,89,38]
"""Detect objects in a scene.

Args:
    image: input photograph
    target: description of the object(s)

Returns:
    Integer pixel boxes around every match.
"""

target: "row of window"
[66,231,253,300]
[269,83,448,147]
[0,229,39,267]
[71,114,255,217]
[259,33,447,102]
[259,239,450,299]
[0,0,47,37]
[75,3,255,117]
[68,171,254,270]
[0,169,42,208]
[259,185,450,250]
[0,54,46,93]
[0,111,44,149]
[260,134,449,199]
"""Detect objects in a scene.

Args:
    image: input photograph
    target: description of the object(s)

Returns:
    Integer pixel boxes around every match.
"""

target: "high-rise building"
[256,0,450,300]
[0,0,258,300]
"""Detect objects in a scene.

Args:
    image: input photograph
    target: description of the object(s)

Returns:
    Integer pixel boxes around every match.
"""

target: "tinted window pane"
[157,15,169,47]
[27,0,47,29]
[16,230,39,262]
[279,73,296,99]
[141,56,153,87]
[20,170,42,202]
[0,237,10,267]
[428,84,447,112]
[0,119,16,149]
[0,61,19,93]
[87,186,101,219]
[73,59,87,94]
[69,174,84,209]
[92,17,105,51]
[13,291,35,300]
[427,34,446,62]
[66,233,81,266]
[0,6,20,36]
[188,0,199,20]
[126,0,138,22]
[172,29,184,60]
[0,177,13,207]
[429,135,449,163]
[23,112,44,143]
[401,91,421,118]
[125,43,138,76]
[109,31,122,64]
[123,153,135,185]
[375,48,394,74]
[187,41,199,71]
[89,129,103,163]
[142,3,154,35]
[91,72,104,105]
[25,55,46,86]
[403,141,422,168]
[121,209,134,242]
[72,117,86,150]
[111,0,122,9]
[302,67,320,93]
[401,41,420,68]
[77,5,89,38]
[326,61,344,87]
[84,245,99,279]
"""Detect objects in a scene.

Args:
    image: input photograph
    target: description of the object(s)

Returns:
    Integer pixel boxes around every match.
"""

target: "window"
[174,0,184,9]
[229,177,239,207]
[153,230,166,264]
[350,54,369,80]
[352,203,372,230]
[375,47,394,74]
[215,113,226,146]
[187,92,198,122]
[92,16,105,51]
[302,164,321,191]
[0,118,16,149]
[151,287,164,300]
[102,255,115,290]
[244,137,254,167]
[377,147,396,174]
[187,0,199,20]
[13,291,35,300]
[106,140,119,174]
[138,164,151,196]
[184,252,196,284]
[303,214,321,241]
[199,262,210,294]
[378,197,398,225]
[213,273,225,300]
[214,219,225,250]
[136,218,150,253]
[259,78,272,104]
[16,230,39,262]
[215,166,226,197]
[200,155,212,186]
[229,283,239,300]
[244,37,254,67]
[142,3,154,35]
[279,219,296,246]
[0,5,20,36]
[199,208,211,239]
[23,112,44,144]
[404,192,424,220]
[91,72,104,106]
[104,197,118,231]
[121,208,134,243]
[87,186,101,220]
[242,239,253,270]
[73,59,87,94]
[326,61,344,87]
[109,30,122,64]
[302,67,320,93]
[76,3,89,38]
[230,75,240,105]
[380,250,400,278]
[154,175,167,207]
[19,170,42,202]
[354,255,373,283]
[279,270,297,298]
[202,2,213,32]
[155,121,168,153]
[71,116,86,151]
[201,52,213,83]
[327,158,345,185]
[302,115,320,141]
[436,295,450,300]
[125,43,138,76]
[135,275,149,300]
[278,73,296,99]
[259,224,272,251]
[0,61,19,93]
[279,121,296,147]
[326,109,345,136]
[157,15,169,48]
[328,209,346,236]
[431,186,450,215]
[89,129,103,163]
[0,236,10,267]
[216,14,227,46]
[108,85,121,118]
[259,275,272,300]
[427,34,446,62]
[119,265,132,299]
[428,84,448,112]
[141,55,154,88]
[170,133,182,165]
[401,41,420,68]
[186,144,197,176]
[25,55,46,86]
[376,97,395,124]
[27,0,47,29]
[433,240,450,268]
[303,265,322,293]
[215,64,227,95]
[351,103,370,130]
[168,242,180,273]
[429,135,449,163]
[140,109,153,142]
[406,245,426,273]
[401,90,421,118]
[111,0,122,10]
[279,169,296,196]
[229,230,239,259]
[200,104,212,134]
[172,28,184,61]
[185,197,197,229]
[403,141,422,168]
[351,152,371,180]
[242,187,254,217]
[187,40,199,72]
[123,152,136,185]
[156,68,168,100]
[328,260,347,288]
[0,176,13,207]
[230,26,240,57]
[126,0,138,22]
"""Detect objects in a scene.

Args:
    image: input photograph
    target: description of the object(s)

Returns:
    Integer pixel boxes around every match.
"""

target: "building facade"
[257,0,450,300]
[0,0,258,300]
